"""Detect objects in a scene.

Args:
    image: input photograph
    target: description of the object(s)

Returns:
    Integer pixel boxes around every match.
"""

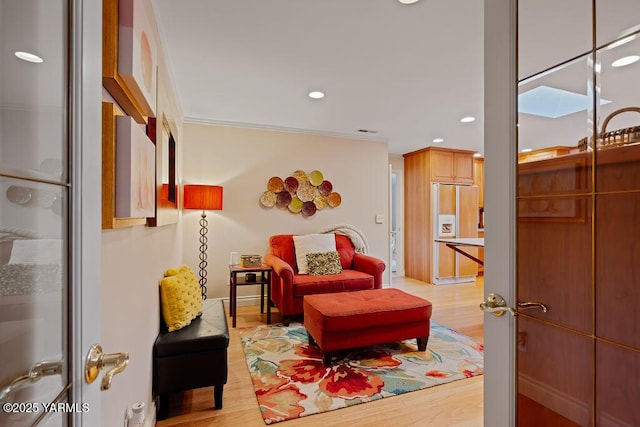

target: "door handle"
[0,360,62,402]
[84,344,129,390]
[517,301,548,312]
[479,293,516,317]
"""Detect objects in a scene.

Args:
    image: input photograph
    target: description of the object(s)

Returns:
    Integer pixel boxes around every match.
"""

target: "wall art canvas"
[116,115,156,218]
[103,0,157,123]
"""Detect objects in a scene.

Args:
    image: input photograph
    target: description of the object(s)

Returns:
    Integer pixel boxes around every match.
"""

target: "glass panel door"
[516,1,640,425]
[0,0,70,425]
[593,32,640,427]
[516,54,595,426]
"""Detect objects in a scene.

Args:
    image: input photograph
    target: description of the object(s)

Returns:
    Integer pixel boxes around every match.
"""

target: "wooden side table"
[228,264,272,328]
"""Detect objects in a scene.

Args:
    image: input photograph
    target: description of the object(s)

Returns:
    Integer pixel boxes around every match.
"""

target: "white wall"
[182,123,391,303]
[100,0,184,424]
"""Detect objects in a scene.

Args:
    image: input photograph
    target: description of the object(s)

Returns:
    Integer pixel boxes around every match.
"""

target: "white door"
[1,0,104,424]
[483,0,517,425]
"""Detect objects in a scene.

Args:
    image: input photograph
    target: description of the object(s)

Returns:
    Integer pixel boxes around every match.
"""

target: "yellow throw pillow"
[159,265,203,332]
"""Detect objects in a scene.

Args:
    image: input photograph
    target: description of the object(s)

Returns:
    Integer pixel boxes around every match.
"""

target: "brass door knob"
[85,344,129,390]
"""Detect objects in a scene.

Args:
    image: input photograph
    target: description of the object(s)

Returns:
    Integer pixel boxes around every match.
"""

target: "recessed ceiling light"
[612,55,640,68]
[432,138,444,143]
[473,152,483,158]
[308,91,325,99]
[460,116,476,123]
[521,148,532,153]
[14,51,43,63]
[398,0,421,4]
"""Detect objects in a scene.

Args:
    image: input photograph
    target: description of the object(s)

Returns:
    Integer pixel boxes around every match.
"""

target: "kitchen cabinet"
[518,145,574,163]
[403,146,477,283]
[430,149,475,184]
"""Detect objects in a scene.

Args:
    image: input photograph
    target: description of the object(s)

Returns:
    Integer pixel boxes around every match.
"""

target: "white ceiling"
[151,0,485,156]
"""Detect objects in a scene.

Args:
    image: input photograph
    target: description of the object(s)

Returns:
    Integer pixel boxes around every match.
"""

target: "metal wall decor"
[260,170,341,217]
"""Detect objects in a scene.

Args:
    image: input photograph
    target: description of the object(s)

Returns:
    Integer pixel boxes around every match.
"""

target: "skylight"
[518,86,611,118]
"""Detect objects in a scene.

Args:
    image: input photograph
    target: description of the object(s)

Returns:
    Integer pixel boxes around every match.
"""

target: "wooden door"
[436,184,456,279]
[457,186,478,277]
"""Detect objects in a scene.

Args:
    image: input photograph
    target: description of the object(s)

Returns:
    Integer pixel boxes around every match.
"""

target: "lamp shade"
[183,185,223,210]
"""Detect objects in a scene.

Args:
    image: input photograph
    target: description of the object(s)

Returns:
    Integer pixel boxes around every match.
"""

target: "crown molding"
[183,116,389,143]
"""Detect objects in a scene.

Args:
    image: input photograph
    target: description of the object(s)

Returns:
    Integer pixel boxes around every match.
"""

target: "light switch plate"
[375,214,384,224]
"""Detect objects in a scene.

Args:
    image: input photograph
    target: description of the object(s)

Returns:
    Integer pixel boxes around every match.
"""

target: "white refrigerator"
[431,183,479,285]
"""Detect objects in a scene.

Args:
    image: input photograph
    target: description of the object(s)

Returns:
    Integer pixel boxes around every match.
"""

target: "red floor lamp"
[183,184,223,299]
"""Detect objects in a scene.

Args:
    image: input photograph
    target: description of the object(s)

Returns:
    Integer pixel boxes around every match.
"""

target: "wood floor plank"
[156,276,485,426]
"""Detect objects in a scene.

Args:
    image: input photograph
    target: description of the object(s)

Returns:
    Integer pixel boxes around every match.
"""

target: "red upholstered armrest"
[264,253,294,281]
[352,253,386,288]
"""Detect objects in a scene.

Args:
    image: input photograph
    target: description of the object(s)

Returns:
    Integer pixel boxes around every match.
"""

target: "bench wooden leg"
[213,384,224,409]
[307,332,316,346]
[417,336,429,351]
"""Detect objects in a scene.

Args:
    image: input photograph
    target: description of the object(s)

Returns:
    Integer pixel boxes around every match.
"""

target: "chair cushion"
[292,269,374,297]
[154,299,229,357]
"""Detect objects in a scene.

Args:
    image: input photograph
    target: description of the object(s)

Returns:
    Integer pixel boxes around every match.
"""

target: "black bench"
[153,298,229,419]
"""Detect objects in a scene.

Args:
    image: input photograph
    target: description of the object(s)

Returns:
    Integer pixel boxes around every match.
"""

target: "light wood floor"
[156,276,485,427]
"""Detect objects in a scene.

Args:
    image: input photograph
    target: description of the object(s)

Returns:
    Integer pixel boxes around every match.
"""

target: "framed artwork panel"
[103,0,157,124]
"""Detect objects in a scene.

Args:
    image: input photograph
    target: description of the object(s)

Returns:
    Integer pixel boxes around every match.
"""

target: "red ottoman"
[303,288,432,365]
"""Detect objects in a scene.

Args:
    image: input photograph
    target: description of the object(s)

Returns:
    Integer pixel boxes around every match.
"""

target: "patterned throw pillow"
[306,251,343,276]
[159,265,203,332]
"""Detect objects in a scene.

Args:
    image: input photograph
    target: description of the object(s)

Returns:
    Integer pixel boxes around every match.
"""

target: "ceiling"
[151,0,485,157]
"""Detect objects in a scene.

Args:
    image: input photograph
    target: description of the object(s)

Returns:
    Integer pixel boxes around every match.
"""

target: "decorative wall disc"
[276,191,292,207]
[288,196,303,213]
[284,176,299,193]
[327,192,342,207]
[260,190,276,207]
[260,169,342,216]
[313,194,328,210]
[296,181,317,202]
[292,170,309,183]
[301,201,317,217]
[309,170,324,186]
[267,176,284,192]
[318,180,333,196]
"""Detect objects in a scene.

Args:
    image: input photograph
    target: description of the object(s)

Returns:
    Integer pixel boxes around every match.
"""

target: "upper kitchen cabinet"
[429,148,475,184]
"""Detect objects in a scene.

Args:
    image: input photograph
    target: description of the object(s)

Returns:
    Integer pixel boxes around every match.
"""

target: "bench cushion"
[154,299,229,357]
[304,288,432,332]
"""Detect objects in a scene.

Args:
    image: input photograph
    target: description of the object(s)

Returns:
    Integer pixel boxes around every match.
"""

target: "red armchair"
[264,234,386,325]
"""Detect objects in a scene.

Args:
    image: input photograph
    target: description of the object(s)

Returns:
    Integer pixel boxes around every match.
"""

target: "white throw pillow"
[292,233,336,274]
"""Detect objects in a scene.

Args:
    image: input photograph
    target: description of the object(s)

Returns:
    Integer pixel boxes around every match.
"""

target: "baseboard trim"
[219,295,264,309]
[518,374,589,426]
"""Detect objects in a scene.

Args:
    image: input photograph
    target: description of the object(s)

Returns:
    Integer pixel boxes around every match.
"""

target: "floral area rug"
[239,321,484,424]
